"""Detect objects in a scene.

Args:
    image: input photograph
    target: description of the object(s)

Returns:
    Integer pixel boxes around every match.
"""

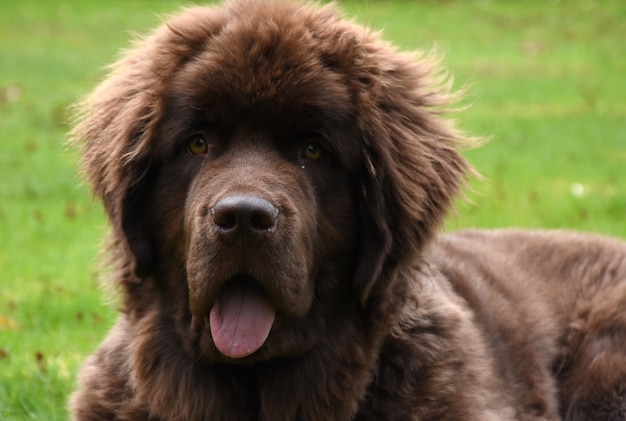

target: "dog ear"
[118,159,157,280]
[352,49,476,306]
[71,7,231,282]
[72,83,160,281]
[70,29,170,282]
[353,152,393,307]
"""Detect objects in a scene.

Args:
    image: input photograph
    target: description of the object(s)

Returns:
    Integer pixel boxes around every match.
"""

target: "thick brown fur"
[69,0,626,420]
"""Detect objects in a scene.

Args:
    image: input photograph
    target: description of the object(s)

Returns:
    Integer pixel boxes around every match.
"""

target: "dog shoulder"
[70,319,150,420]
[358,267,519,420]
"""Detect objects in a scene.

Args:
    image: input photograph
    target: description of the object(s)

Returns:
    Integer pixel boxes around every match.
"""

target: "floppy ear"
[352,47,476,306]
[71,65,161,281]
[71,8,229,282]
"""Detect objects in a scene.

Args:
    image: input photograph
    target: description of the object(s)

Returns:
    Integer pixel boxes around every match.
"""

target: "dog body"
[72,229,626,421]
[70,1,626,419]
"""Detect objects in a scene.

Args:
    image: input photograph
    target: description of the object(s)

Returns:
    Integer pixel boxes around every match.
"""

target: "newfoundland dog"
[70,0,626,420]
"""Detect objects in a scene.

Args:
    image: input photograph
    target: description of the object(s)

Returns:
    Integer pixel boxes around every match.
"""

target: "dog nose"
[211,195,279,243]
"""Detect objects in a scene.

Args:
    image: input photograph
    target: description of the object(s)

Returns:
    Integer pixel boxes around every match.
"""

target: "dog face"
[163,67,362,362]
[73,0,471,364]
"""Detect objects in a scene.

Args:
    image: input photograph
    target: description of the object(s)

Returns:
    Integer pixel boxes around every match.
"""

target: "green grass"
[1,1,624,419]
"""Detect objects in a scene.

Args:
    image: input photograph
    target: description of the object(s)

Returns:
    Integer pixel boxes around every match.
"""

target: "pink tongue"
[209,283,276,359]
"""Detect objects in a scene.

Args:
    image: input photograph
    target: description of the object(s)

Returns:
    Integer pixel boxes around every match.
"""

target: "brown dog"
[69,0,626,419]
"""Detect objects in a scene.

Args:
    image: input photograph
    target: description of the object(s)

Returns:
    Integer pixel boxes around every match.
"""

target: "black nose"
[211,195,279,243]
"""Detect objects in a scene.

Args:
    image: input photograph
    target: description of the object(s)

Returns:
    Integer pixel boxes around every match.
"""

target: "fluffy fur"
[70,1,626,420]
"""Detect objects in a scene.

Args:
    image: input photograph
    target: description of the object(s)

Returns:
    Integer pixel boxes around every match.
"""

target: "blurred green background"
[1,1,624,419]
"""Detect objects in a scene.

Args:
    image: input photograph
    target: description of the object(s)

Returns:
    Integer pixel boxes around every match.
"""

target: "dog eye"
[187,135,208,155]
[303,142,323,161]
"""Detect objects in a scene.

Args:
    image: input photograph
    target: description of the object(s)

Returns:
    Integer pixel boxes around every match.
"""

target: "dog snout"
[211,195,279,244]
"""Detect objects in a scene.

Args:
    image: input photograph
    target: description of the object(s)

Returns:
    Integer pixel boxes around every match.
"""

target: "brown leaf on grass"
[65,202,78,219]
[25,140,37,152]
[0,348,8,359]
[32,210,43,223]
[0,315,18,331]
[35,351,47,373]
[1,84,22,103]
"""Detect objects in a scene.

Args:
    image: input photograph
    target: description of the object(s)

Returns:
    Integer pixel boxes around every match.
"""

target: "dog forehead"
[167,1,359,116]
[156,1,367,170]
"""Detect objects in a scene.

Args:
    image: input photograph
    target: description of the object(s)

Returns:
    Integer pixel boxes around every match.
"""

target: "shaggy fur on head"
[70,0,626,420]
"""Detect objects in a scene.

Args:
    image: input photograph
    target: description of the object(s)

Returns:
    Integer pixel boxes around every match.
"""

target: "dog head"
[72,0,472,362]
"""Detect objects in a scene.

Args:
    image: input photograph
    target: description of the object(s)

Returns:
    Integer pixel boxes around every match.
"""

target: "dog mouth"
[206,275,277,359]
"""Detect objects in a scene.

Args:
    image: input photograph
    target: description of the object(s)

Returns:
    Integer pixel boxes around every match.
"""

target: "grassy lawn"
[1,1,624,419]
